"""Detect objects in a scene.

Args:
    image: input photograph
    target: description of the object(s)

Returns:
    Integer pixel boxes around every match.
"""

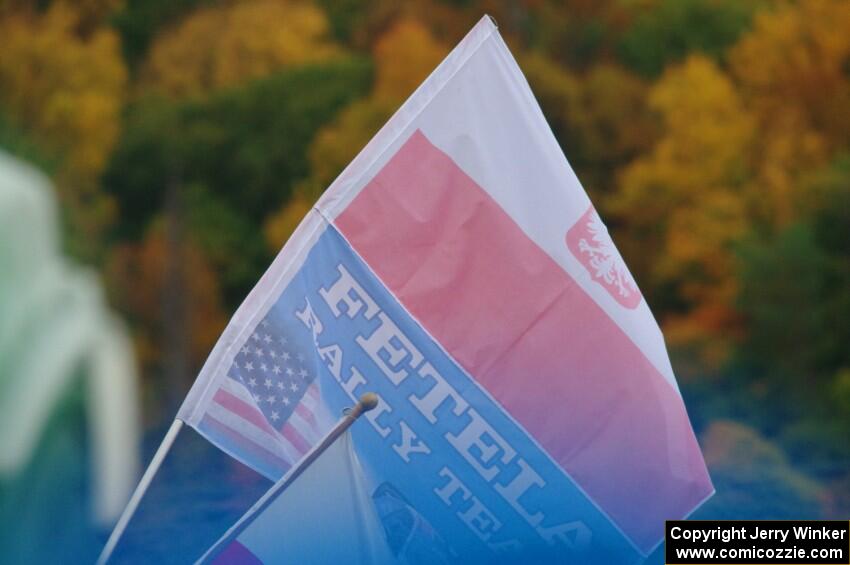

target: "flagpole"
[97,418,184,565]
[196,393,379,565]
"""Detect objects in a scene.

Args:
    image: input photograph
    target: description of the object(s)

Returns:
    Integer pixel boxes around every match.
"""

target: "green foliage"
[196,58,370,217]
[732,155,850,484]
[99,99,180,239]
[736,225,831,381]
[104,57,372,232]
[182,184,269,308]
[111,0,212,68]
[520,1,620,71]
[619,0,757,77]
[316,0,370,44]
[0,112,57,176]
[737,156,850,383]
[103,57,372,302]
[3,0,849,520]
[834,369,850,430]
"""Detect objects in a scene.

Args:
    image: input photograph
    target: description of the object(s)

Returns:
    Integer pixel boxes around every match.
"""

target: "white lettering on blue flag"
[263,225,639,563]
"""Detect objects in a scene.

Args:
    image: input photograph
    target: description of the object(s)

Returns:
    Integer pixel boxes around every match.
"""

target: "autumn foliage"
[1,0,848,553]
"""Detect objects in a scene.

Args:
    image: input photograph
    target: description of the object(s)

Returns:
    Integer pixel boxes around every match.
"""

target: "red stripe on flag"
[212,540,263,565]
[200,414,291,476]
[280,422,311,454]
[294,402,317,430]
[335,129,712,553]
[213,389,279,438]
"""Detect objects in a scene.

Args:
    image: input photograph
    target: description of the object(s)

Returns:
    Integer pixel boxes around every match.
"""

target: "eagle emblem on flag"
[567,205,642,309]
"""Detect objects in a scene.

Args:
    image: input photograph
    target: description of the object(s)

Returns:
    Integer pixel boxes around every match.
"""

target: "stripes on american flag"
[197,316,326,479]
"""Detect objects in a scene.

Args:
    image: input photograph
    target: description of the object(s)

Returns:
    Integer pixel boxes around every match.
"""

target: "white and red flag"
[182,15,713,563]
[180,311,330,479]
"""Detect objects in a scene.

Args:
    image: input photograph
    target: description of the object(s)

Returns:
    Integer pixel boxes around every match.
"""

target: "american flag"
[196,315,328,479]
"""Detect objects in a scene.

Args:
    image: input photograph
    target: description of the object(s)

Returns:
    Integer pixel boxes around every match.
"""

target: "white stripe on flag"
[204,402,300,463]
[288,408,319,446]
[213,376,325,457]
[218,375,257,402]
[209,377,308,462]
[301,384,319,408]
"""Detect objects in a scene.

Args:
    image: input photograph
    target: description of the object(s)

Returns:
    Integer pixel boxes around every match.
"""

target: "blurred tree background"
[1,0,848,560]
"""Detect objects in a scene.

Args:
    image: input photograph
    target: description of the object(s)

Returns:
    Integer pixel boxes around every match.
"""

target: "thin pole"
[97,418,184,565]
[196,393,379,564]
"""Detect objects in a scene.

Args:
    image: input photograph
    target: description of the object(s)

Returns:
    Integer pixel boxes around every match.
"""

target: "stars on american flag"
[204,311,325,479]
[226,320,316,431]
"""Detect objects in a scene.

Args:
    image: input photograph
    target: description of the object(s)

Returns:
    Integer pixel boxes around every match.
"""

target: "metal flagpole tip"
[359,392,379,412]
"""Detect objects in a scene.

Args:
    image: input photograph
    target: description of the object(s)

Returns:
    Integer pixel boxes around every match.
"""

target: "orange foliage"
[264,196,313,251]
[372,18,447,100]
[104,223,227,376]
[611,56,754,366]
[729,0,849,228]
[0,2,126,180]
[141,0,341,97]
[263,18,448,246]
[731,0,850,150]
